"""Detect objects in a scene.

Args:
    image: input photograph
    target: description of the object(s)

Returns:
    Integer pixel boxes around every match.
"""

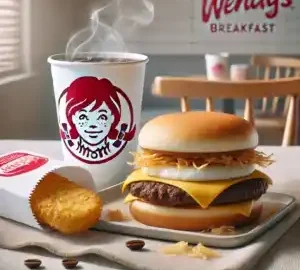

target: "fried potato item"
[30,172,102,234]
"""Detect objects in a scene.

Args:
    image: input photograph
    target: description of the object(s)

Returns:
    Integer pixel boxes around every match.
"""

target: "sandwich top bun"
[139,111,258,153]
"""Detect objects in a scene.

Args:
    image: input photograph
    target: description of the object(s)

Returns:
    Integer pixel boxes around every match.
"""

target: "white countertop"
[0,141,300,270]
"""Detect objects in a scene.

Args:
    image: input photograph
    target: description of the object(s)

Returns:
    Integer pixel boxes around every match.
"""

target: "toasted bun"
[142,164,255,181]
[129,200,262,231]
[139,111,258,153]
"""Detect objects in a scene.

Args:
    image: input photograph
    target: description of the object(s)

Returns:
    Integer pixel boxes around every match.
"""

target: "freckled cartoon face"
[72,101,115,145]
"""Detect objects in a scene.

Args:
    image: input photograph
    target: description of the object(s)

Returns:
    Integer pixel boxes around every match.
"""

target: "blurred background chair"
[152,76,300,146]
[250,55,300,144]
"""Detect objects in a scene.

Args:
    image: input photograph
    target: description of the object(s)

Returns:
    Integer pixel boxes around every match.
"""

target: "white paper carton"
[0,151,95,230]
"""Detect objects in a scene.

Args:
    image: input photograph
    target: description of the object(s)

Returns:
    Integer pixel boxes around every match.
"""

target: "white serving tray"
[94,184,296,248]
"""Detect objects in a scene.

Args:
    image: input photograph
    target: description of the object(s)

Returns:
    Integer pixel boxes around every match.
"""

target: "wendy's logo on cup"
[212,63,224,75]
[58,77,136,164]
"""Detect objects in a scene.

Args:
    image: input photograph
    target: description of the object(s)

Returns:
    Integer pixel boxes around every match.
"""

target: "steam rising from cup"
[66,0,154,60]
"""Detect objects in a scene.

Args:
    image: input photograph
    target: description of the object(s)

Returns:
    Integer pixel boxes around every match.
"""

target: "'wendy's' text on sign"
[202,0,294,33]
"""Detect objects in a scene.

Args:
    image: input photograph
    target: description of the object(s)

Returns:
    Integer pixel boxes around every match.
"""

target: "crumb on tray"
[161,241,221,260]
[103,209,130,222]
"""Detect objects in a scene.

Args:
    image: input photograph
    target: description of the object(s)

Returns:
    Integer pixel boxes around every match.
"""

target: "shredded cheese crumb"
[103,209,130,222]
[161,241,190,255]
[188,243,221,259]
[210,226,236,235]
[200,228,211,233]
[161,241,220,260]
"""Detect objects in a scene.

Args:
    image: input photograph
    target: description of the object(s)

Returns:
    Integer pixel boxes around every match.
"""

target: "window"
[0,0,30,81]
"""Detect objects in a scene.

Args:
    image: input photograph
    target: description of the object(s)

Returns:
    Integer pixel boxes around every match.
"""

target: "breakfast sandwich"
[122,111,274,231]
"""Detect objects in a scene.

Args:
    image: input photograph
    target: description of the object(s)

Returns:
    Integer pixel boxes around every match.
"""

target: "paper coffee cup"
[230,64,251,81]
[0,151,94,229]
[48,52,148,191]
[205,54,229,81]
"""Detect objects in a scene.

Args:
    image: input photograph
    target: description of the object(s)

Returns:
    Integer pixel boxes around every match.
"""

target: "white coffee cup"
[205,54,229,81]
[48,52,148,191]
[230,64,251,81]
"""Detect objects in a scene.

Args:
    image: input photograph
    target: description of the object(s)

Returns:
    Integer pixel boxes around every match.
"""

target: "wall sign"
[127,0,299,54]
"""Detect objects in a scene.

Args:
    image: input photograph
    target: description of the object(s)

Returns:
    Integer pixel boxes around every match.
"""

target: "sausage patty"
[128,179,268,207]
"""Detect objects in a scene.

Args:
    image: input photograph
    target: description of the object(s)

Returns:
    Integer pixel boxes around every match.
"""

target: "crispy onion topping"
[128,149,274,169]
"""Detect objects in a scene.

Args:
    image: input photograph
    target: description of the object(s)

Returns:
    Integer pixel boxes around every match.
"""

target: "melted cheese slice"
[122,169,272,209]
[124,193,254,217]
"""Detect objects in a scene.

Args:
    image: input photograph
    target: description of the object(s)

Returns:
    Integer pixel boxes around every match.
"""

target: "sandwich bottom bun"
[129,200,262,231]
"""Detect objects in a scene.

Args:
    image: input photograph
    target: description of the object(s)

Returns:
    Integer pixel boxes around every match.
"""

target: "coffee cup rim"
[230,64,250,69]
[48,52,149,66]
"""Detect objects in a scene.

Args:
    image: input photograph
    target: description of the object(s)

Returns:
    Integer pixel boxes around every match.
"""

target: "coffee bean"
[24,259,42,269]
[62,258,79,269]
[126,240,145,251]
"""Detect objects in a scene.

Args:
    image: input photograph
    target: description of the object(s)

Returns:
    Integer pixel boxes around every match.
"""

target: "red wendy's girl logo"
[58,77,136,164]
[212,63,225,74]
[202,0,293,23]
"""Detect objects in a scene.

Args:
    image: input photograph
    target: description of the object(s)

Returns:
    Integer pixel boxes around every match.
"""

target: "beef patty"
[128,179,268,207]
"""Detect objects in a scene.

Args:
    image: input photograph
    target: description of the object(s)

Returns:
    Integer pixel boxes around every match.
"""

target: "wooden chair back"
[251,55,300,116]
[152,76,300,146]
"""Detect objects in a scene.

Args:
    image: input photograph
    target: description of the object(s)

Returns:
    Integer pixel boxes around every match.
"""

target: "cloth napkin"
[1,206,300,270]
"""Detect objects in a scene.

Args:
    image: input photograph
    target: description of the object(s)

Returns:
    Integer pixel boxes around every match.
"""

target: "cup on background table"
[205,53,233,113]
[230,64,252,81]
[48,52,148,191]
[205,53,230,81]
